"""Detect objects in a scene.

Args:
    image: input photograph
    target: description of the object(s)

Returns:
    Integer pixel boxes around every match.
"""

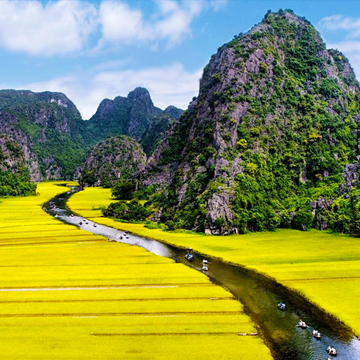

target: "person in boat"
[327,346,337,355]
[313,329,321,338]
[202,259,209,271]
[185,248,194,261]
[297,319,307,328]
[278,302,286,310]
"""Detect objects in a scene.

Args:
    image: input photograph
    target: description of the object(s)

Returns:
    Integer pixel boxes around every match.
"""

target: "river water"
[45,186,360,360]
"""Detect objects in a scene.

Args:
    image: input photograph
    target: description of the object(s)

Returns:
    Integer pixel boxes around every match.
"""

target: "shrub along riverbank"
[68,187,360,338]
[0,182,271,359]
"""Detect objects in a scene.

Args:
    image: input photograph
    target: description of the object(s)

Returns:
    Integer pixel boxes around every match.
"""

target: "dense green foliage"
[134,10,360,235]
[102,200,152,221]
[112,181,136,200]
[0,136,36,197]
[0,89,181,182]
[86,88,180,151]
[0,90,90,179]
[140,115,175,155]
[80,136,146,188]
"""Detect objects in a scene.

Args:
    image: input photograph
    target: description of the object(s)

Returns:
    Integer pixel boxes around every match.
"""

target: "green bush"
[103,200,152,221]
[112,181,136,200]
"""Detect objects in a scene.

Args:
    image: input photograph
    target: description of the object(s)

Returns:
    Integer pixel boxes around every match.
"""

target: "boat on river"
[296,320,308,329]
[185,247,194,262]
[327,345,337,356]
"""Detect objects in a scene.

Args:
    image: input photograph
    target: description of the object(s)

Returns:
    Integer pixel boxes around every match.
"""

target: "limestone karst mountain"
[141,9,360,235]
[0,135,36,196]
[86,87,182,148]
[79,135,147,188]
[0,88,181,183]
[0,90,87,180]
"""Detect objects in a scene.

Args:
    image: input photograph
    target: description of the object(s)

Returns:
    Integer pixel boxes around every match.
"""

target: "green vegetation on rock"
[137,9,360,236]
[79,135,146,188]
[0,90,89,180]
[0,88,182,184]
[0,136,36,197]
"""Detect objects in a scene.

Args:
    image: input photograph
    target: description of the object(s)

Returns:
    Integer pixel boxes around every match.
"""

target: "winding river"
[45,186,360,360]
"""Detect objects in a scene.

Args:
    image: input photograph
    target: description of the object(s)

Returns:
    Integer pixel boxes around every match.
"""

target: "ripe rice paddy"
[68,187,360,338]
[0,182,271,359]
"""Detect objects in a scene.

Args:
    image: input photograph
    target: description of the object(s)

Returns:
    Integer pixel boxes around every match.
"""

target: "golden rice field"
[68,187,360,338]
[0,182,271,359]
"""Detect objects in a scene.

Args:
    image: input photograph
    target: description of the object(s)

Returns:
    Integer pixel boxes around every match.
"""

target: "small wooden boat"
[202,259,208,271]
[313,330,321,339]
[185,253,194,261]
[327,346,337,356]
[296,320,308,329]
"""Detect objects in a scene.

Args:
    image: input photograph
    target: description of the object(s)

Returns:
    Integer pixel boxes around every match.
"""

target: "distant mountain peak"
[88,87,182,146]
[128,87,151,100]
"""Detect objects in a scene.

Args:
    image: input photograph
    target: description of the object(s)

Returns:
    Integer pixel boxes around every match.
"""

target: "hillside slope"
[86,88,182,152]
[0,135,36,196]
[79,135,147,187]
[0,90,88,180]
[143,10,360,235]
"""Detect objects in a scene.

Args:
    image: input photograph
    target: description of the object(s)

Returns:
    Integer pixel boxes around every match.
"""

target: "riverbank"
[68,187,360,338]
[0,182,271,359]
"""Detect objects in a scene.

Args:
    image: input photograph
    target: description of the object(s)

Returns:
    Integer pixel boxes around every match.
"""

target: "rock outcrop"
[0,88,182,181]
[78,135,146,187]
[87,88,182,151]
[141,9,360,235]
[0,90,88,180]
[0,135,37,196]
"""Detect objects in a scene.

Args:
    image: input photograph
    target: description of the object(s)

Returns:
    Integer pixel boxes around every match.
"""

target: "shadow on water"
[44,186,360,360]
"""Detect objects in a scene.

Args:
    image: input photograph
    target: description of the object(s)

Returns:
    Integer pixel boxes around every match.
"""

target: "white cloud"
[318,15,360,39]
[99,0,205,47]
[326,41,360,80]
[99,0,227,48]
[318,15,360,81]
[0,0,97,56]
[210,0,228,11]
[0,0,228,55]
[99,1,144,43]
[24,63,202,119]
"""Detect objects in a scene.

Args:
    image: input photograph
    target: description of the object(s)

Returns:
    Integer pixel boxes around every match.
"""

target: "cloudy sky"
[1,0,360,119]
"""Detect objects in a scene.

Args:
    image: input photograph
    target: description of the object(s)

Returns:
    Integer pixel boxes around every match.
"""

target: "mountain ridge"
[0,87,182,185]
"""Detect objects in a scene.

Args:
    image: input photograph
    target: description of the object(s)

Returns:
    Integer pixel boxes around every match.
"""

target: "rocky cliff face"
[163,106,183,120]
[0,88,182,182]
[0,135,37,196]
[88,88,161,141]
[143,10,360,235]
[87,88,182,153]
[0,90,88,180]
[78,135,146,187]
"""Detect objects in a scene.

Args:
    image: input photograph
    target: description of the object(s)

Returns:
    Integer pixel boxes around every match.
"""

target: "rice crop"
[68,187,360,338]
[0,182,271,359]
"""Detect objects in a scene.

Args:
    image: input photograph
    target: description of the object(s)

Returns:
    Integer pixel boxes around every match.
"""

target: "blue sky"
[1,0,360,119]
